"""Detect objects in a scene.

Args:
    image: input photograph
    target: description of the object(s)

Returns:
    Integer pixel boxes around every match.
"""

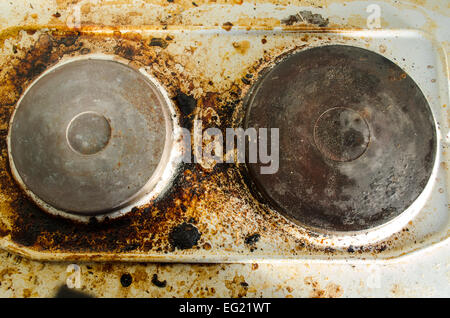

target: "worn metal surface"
[0,0,448,297]
[8,58,172,215]
[245,45,436,232]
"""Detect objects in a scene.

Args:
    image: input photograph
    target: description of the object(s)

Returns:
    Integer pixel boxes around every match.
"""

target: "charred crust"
[120,273,132,287]
[244,233,260,245]
[151,274,167,288]
[149,38,168,49]
[168,222,201,250]
[173,90,197,129]
[174,90,197,116]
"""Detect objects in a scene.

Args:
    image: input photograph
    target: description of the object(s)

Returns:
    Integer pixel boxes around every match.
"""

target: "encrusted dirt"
[0,19,434,261]
[0,0,447,299]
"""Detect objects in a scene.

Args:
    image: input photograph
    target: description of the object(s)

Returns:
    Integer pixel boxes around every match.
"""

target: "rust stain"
[225,274,248,298]
[235,17,280,28]
[222,22,233,31]
[232,40,250,55]
[304,276,343,298]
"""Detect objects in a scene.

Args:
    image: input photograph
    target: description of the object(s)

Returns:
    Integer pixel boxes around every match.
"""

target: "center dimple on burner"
[66,111,111,155]
[313,107,370,162]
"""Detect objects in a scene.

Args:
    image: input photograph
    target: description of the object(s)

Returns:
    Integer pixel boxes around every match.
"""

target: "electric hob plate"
[245,45,436,232]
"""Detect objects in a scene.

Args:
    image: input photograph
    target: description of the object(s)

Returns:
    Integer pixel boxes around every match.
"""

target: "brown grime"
[0,25,428,261]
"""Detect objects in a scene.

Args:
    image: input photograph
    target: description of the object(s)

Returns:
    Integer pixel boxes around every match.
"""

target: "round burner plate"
[245,45,437,232]
[8,58,171,215]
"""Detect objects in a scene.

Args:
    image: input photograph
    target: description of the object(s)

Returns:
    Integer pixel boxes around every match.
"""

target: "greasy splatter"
[169,222,201,250]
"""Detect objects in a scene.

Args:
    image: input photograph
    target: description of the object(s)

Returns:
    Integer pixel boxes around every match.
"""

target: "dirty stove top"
[0,0,448,297]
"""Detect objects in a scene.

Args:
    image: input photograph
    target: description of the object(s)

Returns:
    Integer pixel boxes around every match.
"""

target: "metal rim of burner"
[7,55,176,219]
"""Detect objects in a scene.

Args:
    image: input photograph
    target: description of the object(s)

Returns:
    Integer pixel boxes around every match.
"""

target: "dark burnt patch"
[120,243,140,252]
[114,41,137,60]
[0,223,9,238]
[17,34,55,79]
[168,222,201,250]
[281,15,298,26]
[151,274,167,288]
[0,128,8,153]
[120,273,133,287]
[244,233,260,245]
[282,11,329,27]
[173,90,197,129]
[241,77,250,85]
[149,37,168,49]
[52,30,80,47]
[9,196,49,247]
[174,90,197,116]
[6,147,202,253]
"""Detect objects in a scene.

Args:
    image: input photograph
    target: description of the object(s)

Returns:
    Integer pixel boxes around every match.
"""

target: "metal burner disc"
[245,45,437,232]
[8,58,172,216]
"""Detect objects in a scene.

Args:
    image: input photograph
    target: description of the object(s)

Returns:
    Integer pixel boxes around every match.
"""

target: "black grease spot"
[188,217,197,224]
[131,207,139,214]
[149,38,168,49]
[241,77,250,85]
[121,243,139,252]
[120,273,133,287]
[18,34,54,78]
[151,274,167,288]
[282,11,329,27]
[174,90,197,129]
[174,90,197,116]
[169,222,201,250]
[114,42,136,60]
[88,217,99,226]
[244,233,260,245]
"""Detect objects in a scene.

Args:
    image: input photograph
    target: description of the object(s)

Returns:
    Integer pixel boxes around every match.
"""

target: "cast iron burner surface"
[245,45,437,232]
[8,59,170,215]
